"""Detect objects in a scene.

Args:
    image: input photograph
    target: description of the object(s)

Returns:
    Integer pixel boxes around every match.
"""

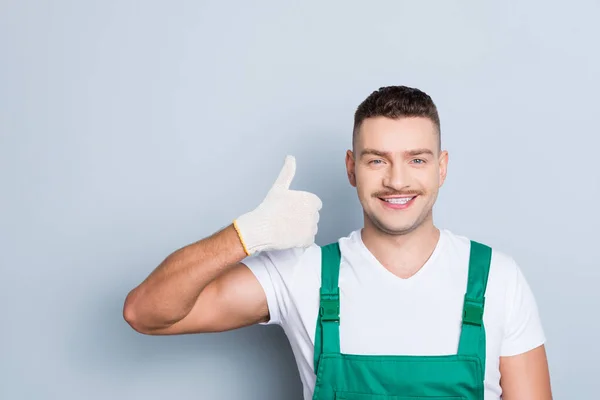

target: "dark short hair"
[353,85,441,149]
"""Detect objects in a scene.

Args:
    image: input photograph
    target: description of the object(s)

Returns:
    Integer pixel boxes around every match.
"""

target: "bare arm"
[499,344,553,400]
[123,155,321,335]
[122,224,268,334]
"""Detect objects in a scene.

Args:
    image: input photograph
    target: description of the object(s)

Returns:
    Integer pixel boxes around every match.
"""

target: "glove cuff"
[233,210,274,255]
[232,219,251,256]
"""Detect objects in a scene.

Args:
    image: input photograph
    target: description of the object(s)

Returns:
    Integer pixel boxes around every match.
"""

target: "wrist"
[232,219,251,256]
[233,210,274,255]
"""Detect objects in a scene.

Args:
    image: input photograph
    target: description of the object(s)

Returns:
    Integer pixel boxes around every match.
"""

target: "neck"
[360,216,440,279]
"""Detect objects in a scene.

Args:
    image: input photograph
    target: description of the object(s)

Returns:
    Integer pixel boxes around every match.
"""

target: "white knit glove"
[233,155,323,255]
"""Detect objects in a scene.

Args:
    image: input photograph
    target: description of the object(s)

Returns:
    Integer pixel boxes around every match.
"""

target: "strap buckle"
[319,288,340,322]
[462,296,484,326]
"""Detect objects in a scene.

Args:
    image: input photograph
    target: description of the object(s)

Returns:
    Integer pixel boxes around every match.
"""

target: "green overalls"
[312,240,492,400]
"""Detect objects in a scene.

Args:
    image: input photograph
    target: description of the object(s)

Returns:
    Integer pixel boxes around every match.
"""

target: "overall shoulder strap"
[457,240,492,372]
[313,242,341,373]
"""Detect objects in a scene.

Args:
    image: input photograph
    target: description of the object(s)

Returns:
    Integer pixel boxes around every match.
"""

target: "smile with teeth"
[382,197,415,204]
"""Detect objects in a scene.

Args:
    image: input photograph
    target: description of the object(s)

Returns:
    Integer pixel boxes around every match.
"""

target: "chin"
[367,215,420,236]
[378,224,420,236]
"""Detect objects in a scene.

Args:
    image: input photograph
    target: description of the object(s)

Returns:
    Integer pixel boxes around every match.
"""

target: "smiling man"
[123,86,552,400]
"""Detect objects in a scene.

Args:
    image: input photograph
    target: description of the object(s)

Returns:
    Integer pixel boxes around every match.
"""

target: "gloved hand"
[233,155,323,255]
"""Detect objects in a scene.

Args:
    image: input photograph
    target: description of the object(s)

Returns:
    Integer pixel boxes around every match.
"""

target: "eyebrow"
[360,148,435,158]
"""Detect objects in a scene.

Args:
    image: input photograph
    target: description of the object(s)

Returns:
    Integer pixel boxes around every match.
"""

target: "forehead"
[356,116,438,152]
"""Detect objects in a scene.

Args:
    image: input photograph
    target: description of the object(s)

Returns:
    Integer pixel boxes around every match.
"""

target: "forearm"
[123,224,247,331]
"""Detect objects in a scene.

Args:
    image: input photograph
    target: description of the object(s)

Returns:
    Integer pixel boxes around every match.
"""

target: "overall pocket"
[335,392,465,400]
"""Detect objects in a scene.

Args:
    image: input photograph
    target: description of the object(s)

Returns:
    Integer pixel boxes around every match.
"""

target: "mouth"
[378,195,418,209]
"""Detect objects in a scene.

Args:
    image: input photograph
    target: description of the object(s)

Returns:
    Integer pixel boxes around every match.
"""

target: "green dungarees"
[312,240,492,400]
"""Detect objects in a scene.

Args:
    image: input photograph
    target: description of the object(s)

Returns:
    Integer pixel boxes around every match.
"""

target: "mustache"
[372,189,423,198]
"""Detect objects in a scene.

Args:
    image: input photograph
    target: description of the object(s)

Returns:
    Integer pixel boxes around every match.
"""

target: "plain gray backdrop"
[1,1,598,399]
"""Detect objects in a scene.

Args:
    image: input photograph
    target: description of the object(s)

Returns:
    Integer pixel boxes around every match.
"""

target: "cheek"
[355,169,381,189]
[416,168,440,188]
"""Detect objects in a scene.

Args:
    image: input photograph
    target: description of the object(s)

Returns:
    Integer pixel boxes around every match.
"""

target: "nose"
[383,162,410,190]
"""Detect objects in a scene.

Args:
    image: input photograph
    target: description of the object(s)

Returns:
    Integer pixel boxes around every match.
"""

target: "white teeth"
[384,197,413,204]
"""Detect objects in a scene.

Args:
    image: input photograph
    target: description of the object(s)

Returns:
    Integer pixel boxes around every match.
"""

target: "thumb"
[272,155,296,190]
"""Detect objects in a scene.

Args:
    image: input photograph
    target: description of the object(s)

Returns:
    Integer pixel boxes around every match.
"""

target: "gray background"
[1,1,598,399]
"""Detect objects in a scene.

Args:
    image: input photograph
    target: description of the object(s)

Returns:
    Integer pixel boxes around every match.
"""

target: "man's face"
[346,116,448,236]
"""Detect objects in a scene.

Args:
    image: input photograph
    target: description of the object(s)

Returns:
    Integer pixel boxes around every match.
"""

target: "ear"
[438,149,449,187]
[345,149,356,187]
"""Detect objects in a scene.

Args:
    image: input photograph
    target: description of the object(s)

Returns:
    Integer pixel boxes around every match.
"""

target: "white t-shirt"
[242,228,546,400]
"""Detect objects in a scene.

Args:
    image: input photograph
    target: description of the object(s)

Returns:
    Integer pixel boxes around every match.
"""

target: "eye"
[411,158,426,164]
[368,159,384,165]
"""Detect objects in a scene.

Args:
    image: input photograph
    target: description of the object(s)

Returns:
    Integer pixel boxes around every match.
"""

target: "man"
[123,86,552,399]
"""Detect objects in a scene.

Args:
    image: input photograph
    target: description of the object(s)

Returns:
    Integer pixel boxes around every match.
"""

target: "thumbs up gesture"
[233,155,323,255]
